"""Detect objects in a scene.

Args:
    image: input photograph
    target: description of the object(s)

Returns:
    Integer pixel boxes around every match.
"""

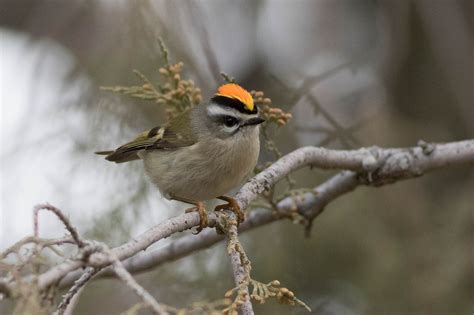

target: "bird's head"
[198,84,264,139]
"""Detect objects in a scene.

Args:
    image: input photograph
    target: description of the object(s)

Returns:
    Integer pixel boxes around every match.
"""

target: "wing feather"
[96,112,197,163]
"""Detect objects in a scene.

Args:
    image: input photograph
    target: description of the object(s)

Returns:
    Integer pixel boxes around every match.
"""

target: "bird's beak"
[245,117,265,126]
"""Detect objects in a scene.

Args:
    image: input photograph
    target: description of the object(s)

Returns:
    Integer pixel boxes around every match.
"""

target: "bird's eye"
[223,116,238,127]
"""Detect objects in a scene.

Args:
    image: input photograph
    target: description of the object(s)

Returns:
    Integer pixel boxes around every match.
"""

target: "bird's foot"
[185,201,208,233]
[214,196,245,224]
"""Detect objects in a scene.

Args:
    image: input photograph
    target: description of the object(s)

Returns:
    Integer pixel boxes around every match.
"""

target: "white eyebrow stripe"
[207,104,258,120]
[207,104,239,118]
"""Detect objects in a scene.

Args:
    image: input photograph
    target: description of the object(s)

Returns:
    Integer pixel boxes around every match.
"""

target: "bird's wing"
[96,113,197,163]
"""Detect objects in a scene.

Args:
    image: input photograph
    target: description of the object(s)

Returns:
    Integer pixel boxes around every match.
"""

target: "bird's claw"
[185,202,208,234]
[214,197,245,224]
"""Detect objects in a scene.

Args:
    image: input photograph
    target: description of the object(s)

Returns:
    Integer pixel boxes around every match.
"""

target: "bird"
[96,83,264,232]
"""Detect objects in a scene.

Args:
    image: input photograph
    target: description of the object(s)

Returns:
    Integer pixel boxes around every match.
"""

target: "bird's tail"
[95,151,113,155]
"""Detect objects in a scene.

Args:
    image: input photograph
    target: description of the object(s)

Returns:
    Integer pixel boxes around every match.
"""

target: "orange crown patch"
[215,84,254,112]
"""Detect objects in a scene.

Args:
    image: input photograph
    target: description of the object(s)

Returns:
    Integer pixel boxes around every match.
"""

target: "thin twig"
[112,257,167,314]
[33,204,86,248]
[1,236,74,260]
[186,1,221,85]
[56,267,99,315]
[272,74,361,147]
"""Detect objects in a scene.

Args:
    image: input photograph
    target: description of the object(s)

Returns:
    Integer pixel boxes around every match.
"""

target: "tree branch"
[235,140,474,211]
[111,258,166,314]
[1,140,472,298]
[62,171,357,284]
[56,267,98,315]
[67,140,471,284]
[220,213,254,314]
[34,204,86,248]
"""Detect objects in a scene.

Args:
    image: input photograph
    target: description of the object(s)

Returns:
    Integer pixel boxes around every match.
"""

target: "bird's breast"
[142,129,260,201]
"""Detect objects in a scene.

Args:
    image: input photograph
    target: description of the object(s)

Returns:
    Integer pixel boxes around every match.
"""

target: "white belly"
[140,131,260,201]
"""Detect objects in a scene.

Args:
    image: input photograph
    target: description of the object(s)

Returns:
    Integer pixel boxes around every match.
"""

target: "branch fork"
[1,139,473,314]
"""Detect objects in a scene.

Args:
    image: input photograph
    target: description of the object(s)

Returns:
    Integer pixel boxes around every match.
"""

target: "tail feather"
[95,150,141,163]
[95,151,113,155]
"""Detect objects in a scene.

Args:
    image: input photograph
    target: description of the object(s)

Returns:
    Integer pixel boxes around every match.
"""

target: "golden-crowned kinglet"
[97,84,264,231]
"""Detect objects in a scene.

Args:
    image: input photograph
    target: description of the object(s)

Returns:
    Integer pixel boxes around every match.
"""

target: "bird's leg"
[214,196,244,224]
[170,195,208,233]
[185,201,208,233]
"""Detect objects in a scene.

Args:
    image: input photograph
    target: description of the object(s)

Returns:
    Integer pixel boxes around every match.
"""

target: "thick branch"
[2,140,472,296]
[71,171,357,282]
[235,140,474,209]
[79,140,471,281]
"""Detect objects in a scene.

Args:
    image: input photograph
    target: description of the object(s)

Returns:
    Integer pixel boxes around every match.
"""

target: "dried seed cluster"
[251,90,292,126]
[156,62,202,120]
[222,279,311,314]
[101,40,202,121]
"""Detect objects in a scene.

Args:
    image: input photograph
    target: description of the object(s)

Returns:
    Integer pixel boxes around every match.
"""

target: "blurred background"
[1,0,473,314]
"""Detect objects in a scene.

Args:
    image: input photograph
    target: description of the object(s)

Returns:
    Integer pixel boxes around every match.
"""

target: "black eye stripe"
[224,116,239,127]
[211,114,240,126]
